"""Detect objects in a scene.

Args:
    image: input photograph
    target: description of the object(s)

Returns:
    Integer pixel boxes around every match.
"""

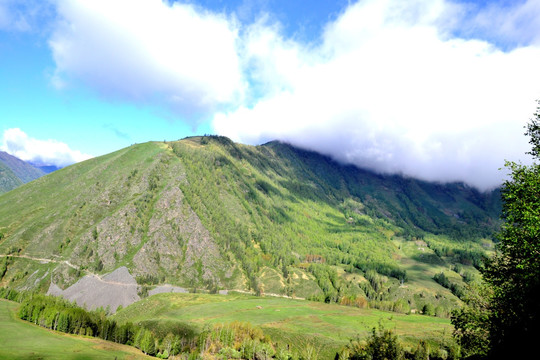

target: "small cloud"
[1,128,93,168]
[103,124,130,140]
[0,0,54,33]
[455,0,540,49]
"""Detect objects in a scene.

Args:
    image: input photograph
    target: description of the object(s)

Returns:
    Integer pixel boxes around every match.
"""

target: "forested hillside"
[0,136,500,315]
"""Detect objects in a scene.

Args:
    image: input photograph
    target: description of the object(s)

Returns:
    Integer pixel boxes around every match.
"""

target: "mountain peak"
[0,139,500,314]
[0,151,45,193]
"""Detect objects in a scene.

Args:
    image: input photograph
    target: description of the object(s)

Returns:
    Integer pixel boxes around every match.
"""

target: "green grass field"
[114,292,453,358]
[0,299,151,360]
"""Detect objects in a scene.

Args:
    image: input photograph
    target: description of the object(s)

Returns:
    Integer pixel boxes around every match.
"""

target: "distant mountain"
[0,136,501,314]
[31,164,62,174]
[0,161,23,193]
[0,151,45,193]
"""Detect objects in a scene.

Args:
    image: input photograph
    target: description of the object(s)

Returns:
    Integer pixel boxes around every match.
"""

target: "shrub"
[347,323,404,360]
[422,303,435,316]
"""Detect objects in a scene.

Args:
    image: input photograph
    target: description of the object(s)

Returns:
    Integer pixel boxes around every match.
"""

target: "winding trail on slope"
[0,254,79,270]
[0,254,138,287]
[1,254,306,305]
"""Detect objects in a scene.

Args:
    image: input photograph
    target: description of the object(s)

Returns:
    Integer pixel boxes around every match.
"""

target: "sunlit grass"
[114,292,452,358]
[0,299,150,360]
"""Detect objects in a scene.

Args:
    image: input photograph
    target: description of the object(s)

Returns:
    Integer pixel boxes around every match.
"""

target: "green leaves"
[472,101,540,358]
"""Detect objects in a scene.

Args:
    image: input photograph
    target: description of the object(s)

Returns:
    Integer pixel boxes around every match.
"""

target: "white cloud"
[0,0,54,32]
[457,0,540,48]
[50,0,245,117]
[0,0,31,31]
[1,128,92,167]
[43,0,540,189]
[213,0,540,190]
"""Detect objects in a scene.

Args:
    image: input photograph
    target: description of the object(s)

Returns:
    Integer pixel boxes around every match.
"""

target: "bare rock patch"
[47,266,140,313]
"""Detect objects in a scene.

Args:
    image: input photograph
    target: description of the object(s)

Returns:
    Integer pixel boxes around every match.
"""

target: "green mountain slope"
[0,151,45,193]
[0,161,23,193]
[0,136,501,314]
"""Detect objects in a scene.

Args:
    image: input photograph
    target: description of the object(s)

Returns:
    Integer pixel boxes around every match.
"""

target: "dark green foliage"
[451,284,491,358]
[0,257,7,279]
[422,303,435,317]
[412,340,429,360]
[308,263,340,302]
[475,102,540,358]
[139,319,197,341]
[136,274,163,285]
[524,100,540,158]
[481,160,540,358]
[14,294,139,350]
[451,102,540,359]
[0,286,23,301]
[347,323,404,360]
[94,258,103,272]
[427,240,486,268]
[433,273,464,299]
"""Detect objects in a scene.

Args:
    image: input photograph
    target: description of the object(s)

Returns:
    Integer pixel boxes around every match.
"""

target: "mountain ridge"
[0,136,501,315]
[0,151,46,193]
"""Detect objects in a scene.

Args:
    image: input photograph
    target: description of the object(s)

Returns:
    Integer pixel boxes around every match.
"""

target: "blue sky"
[1,0,540,189]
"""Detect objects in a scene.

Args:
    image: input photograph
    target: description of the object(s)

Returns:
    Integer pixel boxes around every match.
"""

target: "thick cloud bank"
[50,0,245,116]
[213,0,540,190]
[1,128,92,167]
[46,0,540,190]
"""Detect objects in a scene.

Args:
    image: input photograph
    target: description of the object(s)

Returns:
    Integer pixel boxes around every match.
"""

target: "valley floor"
[113,292,453,358]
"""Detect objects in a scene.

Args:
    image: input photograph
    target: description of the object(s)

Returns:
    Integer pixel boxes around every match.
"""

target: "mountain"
[0,151,46,193]
[0,136,501,314]
[31,164,62,174]
[0,161,23,193]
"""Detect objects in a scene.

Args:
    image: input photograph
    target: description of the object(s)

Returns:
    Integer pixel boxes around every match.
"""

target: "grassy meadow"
[0,299,151,360]
[114,292,453,358]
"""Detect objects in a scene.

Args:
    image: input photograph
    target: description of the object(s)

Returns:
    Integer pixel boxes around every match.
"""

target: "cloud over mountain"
[46,0,540,190]
[1,128,92,167]
[213,0,540,190]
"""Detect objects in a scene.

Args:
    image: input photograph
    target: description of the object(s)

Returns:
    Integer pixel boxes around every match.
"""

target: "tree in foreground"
[451,283,490,358]
[454,101,540,359]
[484,102,540,358]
